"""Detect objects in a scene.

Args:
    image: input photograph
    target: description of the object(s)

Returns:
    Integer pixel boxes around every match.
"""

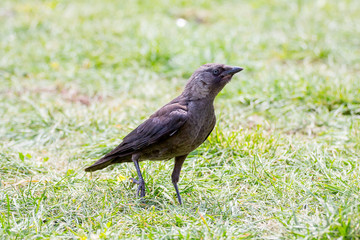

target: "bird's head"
[183,63,243,100]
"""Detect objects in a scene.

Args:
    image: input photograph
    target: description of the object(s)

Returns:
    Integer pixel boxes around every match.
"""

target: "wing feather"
[101,103,188,159]
[85,100,188,172]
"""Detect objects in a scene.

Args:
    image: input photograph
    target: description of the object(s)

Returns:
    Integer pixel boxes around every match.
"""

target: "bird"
[85,63,243,204]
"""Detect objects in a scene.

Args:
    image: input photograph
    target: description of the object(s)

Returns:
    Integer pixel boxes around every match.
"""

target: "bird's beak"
[220,66,243,80]
[223,66,243,76]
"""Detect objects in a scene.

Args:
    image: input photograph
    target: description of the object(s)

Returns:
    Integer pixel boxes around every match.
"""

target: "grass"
[1,0,360,238]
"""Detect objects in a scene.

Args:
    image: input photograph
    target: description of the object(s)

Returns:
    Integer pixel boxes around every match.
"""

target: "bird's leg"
[172,155,187,205]
[130,154,146,198]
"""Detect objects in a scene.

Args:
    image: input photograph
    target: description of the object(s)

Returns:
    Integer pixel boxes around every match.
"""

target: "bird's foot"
[130,178,146,197]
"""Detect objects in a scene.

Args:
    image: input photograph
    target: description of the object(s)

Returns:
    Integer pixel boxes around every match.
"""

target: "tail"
[85,156,115,172]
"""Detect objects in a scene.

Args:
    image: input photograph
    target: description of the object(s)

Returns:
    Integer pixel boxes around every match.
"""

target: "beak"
[223,66,243,76]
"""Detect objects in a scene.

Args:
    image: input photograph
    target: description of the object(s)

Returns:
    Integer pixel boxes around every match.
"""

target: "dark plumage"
[85,63,243,204]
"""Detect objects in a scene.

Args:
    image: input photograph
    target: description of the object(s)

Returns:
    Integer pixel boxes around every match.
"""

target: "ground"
[1,0,360,239]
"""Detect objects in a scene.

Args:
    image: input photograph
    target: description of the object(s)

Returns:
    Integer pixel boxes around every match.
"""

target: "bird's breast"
[184,100,216,145]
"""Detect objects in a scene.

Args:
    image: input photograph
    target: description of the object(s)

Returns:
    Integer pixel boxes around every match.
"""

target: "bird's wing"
[102,102,188,159]
[85,101,188,172]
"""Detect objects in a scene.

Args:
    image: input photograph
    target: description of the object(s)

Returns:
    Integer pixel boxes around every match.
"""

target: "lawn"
[1,0,360,238]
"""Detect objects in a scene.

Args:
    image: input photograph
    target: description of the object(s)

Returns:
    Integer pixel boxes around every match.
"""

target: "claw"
[131,154,146,199]
[130,178,139,184]
[130,178,145,197]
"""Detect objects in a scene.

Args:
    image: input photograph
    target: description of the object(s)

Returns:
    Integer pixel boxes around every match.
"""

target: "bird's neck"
[182,85,218,101]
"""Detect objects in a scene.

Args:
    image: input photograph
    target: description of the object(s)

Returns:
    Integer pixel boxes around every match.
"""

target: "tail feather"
[85,156,114,172]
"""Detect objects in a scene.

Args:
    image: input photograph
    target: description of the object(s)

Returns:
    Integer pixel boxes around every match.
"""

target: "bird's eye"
[213,69,220,75]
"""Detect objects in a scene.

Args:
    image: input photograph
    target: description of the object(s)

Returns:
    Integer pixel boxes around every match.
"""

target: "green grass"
[1,0,360,238]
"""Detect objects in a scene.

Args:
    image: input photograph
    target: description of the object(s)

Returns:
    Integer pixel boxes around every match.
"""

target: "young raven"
[85,63,243,204]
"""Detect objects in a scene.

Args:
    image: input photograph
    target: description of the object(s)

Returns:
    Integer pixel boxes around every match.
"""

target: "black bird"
[85,63,243,204]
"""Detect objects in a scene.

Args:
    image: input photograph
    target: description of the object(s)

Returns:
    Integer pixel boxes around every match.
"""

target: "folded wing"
[85,102,188,172]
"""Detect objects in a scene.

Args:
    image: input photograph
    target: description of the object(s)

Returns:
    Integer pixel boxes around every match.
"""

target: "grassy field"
[1,0,360,238]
